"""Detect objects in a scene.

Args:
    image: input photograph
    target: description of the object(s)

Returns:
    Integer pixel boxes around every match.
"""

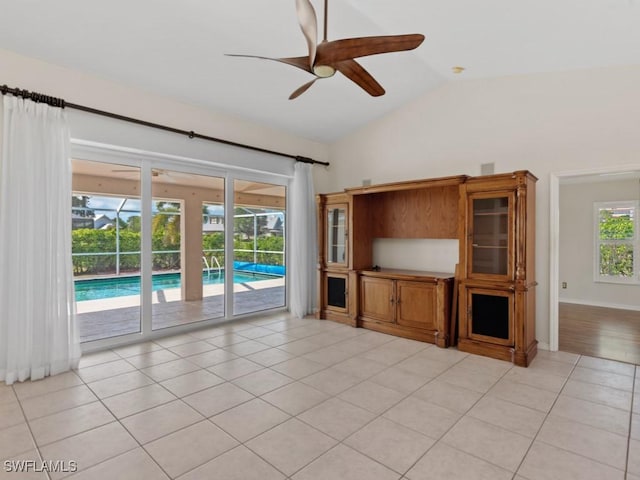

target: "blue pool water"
[75,270,279,302]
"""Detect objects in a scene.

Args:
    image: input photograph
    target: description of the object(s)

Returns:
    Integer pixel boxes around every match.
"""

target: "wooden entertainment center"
[316,171,537,367]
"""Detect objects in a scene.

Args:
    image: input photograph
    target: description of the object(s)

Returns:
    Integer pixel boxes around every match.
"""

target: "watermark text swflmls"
[4,460,78,473]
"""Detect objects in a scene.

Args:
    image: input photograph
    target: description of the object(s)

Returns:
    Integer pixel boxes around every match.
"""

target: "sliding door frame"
[71,140,292,353]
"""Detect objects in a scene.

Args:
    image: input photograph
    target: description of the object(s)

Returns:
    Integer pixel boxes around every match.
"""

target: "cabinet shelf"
[474,211,508,217]
[472,245,508,249]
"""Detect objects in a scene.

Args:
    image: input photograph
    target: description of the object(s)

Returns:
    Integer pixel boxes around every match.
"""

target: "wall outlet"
[362,179,372,186]
[562,282,567,289]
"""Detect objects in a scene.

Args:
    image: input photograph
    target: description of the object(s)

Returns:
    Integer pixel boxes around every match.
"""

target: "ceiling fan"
[227,0,425,99]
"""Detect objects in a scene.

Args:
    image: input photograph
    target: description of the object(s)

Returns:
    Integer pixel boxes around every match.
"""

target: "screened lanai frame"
[72,140,291,352]
[72,195,144,277]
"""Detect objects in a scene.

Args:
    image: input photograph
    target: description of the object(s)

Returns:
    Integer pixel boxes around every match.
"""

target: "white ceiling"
[1,0,639,142]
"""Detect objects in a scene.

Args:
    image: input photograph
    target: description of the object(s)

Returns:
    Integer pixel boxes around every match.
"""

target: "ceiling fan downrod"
[313,0,335,77]
[323,0,328,42]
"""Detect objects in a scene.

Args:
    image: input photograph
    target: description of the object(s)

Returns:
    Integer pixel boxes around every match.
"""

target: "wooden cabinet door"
[396,281,436,330]
[360,276,395,322]
[465,286,514,346]
[324,273,348,314]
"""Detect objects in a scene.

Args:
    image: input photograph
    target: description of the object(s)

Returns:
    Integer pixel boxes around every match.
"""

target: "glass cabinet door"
[469,193,513,278]
[326,205,347,265]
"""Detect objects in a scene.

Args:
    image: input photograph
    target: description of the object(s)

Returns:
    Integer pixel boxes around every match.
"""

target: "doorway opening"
[551,167,640,364]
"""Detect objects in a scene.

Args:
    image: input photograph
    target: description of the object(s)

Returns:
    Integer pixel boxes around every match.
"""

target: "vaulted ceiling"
[1,0,639,142]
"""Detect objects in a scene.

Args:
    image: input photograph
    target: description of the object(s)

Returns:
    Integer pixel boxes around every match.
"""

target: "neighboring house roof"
[265,214,283,233]
[94,214,113,229]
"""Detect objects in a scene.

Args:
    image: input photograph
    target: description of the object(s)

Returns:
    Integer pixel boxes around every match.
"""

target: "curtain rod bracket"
[295,156,314,164]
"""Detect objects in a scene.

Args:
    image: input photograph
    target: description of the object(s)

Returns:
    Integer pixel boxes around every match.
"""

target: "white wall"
[0,48,329,177]
[559,179,640,309]
[325,65,640,347]
[372,239,459,273]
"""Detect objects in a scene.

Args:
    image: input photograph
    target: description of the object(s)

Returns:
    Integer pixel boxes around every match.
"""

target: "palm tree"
[152,202,181,270]
[152,201,181,245]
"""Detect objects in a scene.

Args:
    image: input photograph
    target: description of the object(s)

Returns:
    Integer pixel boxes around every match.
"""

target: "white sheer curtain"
[0,96,80,385]
[289,162,317,318]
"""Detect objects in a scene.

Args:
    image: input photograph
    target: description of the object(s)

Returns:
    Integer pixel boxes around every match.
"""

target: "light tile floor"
[1,312,639,479]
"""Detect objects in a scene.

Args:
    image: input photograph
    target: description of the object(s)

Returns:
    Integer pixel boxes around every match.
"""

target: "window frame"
[593,200,639,285]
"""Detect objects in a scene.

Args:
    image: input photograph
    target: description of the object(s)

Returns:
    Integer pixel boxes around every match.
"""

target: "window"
[594,201,638,284]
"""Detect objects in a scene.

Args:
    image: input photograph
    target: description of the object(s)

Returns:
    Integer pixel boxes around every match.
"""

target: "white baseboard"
[558,297,640,312]
[537,342,550,351]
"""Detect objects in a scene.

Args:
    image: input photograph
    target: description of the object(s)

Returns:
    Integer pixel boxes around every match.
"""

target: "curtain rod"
[0,84,330,167]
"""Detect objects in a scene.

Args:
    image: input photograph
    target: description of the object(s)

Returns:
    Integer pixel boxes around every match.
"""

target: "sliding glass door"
[151,169,226,331]
[233,180,286,315]
[72,151,288,347]
[71,159,142,342]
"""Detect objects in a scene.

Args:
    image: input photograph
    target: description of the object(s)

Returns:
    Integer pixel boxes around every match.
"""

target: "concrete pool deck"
[77,277,285,343]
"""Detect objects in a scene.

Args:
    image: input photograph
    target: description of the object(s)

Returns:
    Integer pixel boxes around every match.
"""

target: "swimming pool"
[75,271,278,302]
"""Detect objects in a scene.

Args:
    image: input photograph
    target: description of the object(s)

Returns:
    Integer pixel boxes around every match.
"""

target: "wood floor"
[559,302,640,365]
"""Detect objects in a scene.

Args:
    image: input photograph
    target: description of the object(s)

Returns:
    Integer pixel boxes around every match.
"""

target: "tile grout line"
[11,384,52,480]
[510,354,633,477]
[510,355,580,478]
[252,343,484,478]
[77,350,175,480]
[7,318,634,480]
[395,358,518,479]
[625,365,637,479]
[129,321,363,479]
[1,316,287,478]
[7,333,448,479]
[219,334,438,479]
[72,320,360,478]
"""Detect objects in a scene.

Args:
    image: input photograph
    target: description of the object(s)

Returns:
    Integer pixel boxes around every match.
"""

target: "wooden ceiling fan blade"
[295,0,318,68]
[334,60,385,97]
[225,54,312,73]
[316,34,425,64]
[289,79,317,100]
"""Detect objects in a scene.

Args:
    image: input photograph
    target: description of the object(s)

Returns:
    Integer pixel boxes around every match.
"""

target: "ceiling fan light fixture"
[313,64,336,78]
